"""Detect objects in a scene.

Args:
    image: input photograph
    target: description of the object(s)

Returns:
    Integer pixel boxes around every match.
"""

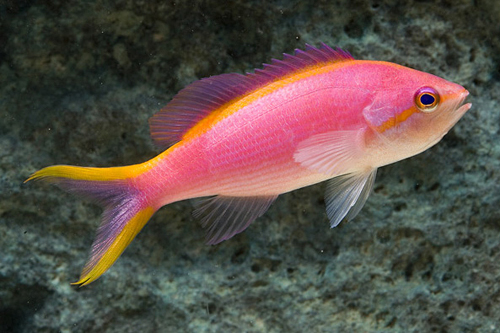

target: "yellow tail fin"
[73,207,155,286]
[27,164,157,286]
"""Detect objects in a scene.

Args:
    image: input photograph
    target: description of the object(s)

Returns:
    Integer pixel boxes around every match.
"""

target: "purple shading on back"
[247,43,353,84]
[149,73,255,149]
[149,44,354,150]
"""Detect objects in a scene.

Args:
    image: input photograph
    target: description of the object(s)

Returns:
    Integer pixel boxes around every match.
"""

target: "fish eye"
[414,87,440,113]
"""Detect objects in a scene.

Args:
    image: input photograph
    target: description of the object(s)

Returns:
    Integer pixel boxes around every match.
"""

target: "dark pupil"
[420,93,435,105]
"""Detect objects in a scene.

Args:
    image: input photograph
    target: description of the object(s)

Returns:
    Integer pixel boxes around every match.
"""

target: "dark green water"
[1,1,500,331]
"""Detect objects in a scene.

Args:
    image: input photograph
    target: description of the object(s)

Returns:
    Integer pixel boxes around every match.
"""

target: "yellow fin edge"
[72,207,155,287]
[25,162,157,183]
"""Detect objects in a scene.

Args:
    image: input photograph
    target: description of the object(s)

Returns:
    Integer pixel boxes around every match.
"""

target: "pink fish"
[27,43,471,286]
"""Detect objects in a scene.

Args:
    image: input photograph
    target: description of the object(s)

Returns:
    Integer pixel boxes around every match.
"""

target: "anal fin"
[193,195,278,245]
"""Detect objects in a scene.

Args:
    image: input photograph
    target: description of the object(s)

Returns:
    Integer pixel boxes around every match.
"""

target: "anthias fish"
[28,43,471,286]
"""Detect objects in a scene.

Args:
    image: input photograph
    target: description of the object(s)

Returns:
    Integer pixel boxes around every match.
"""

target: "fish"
[27,43,471,286]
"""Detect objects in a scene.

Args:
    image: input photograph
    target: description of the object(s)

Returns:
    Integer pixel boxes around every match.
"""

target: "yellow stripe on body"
[374,92,454,133]
[181,60,365,143]
[27,60,338,179]
[72,206,155,287]
[375,107,418,133]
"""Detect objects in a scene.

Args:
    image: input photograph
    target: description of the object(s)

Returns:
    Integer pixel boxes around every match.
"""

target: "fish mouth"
[442,89,471,132]
[423,89,471,150]
[455,90,471,116]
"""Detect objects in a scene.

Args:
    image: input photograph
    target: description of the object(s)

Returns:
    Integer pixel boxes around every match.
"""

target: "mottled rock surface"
[1,0,500,332]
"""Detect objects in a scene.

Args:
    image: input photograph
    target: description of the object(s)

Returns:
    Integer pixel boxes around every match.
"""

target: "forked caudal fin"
[26,165,156,286]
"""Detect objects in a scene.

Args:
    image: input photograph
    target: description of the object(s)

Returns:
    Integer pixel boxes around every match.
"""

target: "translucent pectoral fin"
[325,169,377,228]
[294,128,366,177]
[193,195,278,245]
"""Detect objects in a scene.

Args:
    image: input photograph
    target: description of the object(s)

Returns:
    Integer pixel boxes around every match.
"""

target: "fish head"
[362,63,471,165]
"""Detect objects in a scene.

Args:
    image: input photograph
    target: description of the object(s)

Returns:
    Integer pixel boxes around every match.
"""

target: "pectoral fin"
[294,128,366,177]
[325,169,377,228]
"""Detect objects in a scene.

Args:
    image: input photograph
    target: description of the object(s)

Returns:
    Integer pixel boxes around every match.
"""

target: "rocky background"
[1,0,500,331]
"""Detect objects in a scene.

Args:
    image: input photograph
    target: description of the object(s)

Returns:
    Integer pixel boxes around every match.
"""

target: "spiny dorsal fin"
[149,43,354,149]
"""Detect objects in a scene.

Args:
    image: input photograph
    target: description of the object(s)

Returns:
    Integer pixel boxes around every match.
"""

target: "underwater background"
[1,0,500,331]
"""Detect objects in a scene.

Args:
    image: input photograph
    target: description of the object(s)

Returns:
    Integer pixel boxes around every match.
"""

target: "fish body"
[28,44,471,285]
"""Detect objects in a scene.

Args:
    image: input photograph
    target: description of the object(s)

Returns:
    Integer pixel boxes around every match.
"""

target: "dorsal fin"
[149,43,354,149]
[149,73,253,149]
